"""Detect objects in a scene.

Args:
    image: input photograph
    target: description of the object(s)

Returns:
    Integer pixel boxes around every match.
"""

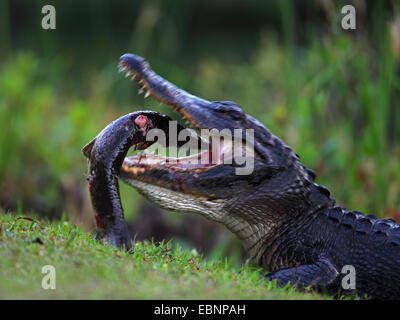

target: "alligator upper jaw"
[119,53,243,133]
[118,53,251,177]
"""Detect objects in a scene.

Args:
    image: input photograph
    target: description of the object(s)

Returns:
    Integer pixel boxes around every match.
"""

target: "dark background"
[1,0,399,265]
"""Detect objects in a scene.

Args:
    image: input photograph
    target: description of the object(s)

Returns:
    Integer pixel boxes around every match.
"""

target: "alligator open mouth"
[118,54,252,176]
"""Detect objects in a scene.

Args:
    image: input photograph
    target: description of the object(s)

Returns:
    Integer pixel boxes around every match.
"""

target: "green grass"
[0,213,329,299]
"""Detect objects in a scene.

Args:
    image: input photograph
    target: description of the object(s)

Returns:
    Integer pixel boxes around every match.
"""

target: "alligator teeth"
[144,91,150,98]
[131,74,136,80]
[138,79,144,85]
[138,87,144,95]
[118,64,127,73]
[125,71,132,78]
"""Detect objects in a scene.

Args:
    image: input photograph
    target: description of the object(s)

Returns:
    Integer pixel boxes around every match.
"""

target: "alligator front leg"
[265,257,339,289]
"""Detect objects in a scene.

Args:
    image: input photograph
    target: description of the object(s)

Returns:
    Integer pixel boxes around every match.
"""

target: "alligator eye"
[214,101,244,120]
[230,111,242,121]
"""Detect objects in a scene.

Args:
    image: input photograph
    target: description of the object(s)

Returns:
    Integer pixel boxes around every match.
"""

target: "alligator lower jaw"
[124,148,222,173]
[122,133,240,179]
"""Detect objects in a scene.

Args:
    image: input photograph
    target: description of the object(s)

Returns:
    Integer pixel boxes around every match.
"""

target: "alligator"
[82,53,400,299]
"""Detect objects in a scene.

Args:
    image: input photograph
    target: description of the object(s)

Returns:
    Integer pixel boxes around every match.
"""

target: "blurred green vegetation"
[0,0,399,245]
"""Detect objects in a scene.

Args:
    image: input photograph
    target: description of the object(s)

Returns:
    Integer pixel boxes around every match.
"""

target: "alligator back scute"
[355,216,374,235]
[372,220,394,245]
[327,206,344,224]
[387,228,400,248]
[340,211,358,229]
[316,184,330,198]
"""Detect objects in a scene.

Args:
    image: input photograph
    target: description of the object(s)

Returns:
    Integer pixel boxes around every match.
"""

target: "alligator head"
[83,54,332,262]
